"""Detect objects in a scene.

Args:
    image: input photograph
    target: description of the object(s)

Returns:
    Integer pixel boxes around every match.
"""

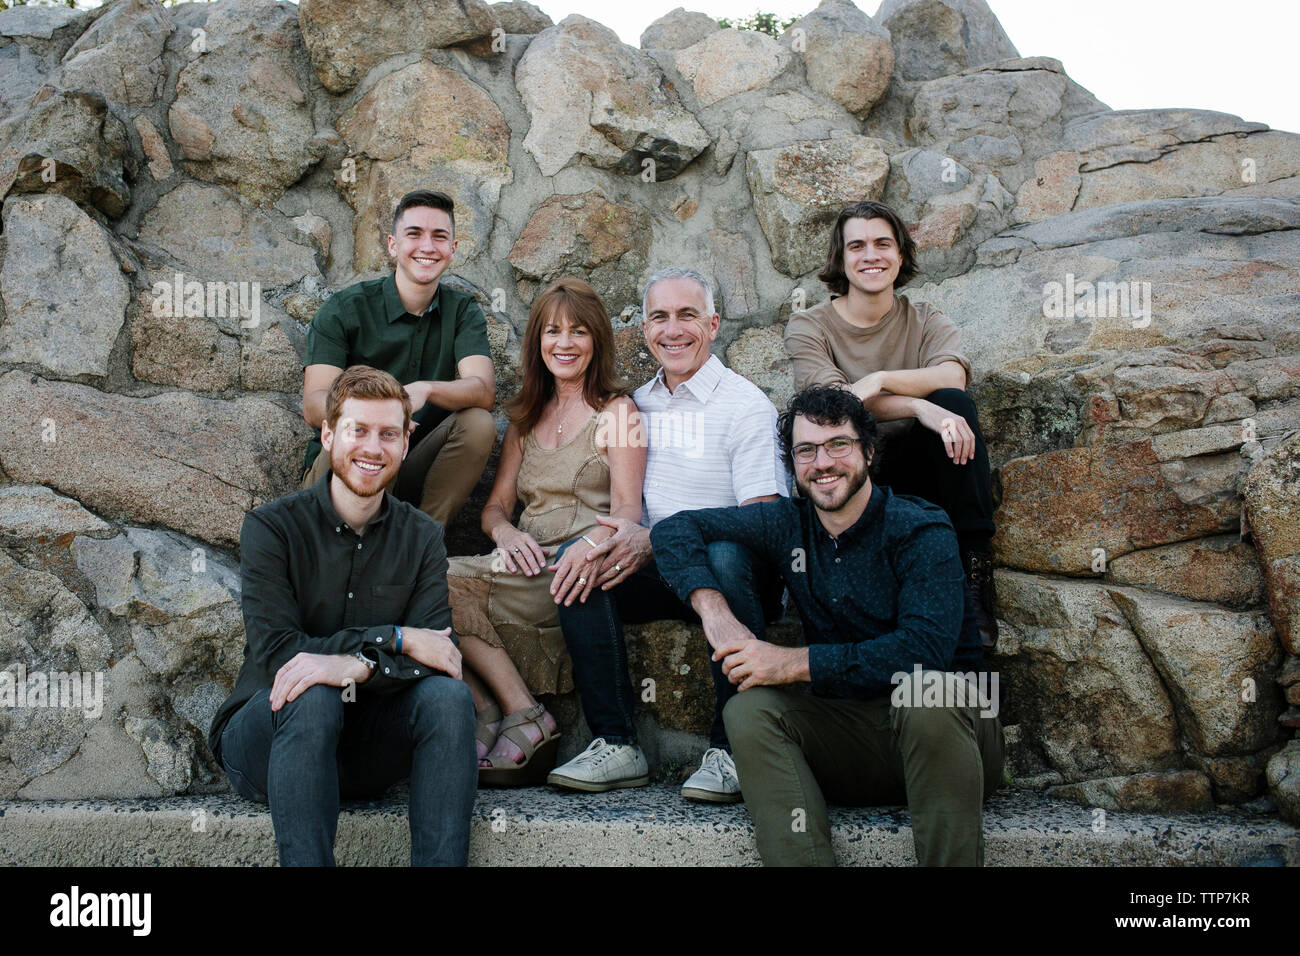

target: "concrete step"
[2,787,1296,866]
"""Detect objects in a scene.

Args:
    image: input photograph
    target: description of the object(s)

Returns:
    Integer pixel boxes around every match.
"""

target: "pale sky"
[534,0,1299,134]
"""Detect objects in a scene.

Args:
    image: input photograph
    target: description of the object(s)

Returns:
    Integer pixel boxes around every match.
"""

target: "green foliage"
[716,10,799,37]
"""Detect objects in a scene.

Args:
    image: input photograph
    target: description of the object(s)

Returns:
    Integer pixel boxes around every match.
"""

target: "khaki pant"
[303,406,497,529]
[725,670,1004,867]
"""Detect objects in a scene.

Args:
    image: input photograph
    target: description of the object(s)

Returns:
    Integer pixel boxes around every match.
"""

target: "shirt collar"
[808,481,886,545]
[381,273,441,325]
[649,353,724,402]
[312,467,393,533]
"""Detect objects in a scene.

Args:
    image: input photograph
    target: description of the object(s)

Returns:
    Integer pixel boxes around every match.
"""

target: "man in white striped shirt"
[546,268,789,802]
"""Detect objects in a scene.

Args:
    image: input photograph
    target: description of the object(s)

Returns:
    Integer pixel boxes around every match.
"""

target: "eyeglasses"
[790,437,861,464]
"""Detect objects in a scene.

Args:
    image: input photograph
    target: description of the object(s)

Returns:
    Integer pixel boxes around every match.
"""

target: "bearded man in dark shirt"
[210,365,476,866]
[652,385,1003,866]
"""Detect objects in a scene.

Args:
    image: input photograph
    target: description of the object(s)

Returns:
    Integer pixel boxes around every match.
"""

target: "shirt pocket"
[369,583,414,624]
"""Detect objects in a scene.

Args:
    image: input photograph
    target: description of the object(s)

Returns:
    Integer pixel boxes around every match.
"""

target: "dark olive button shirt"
[208,469,455,760]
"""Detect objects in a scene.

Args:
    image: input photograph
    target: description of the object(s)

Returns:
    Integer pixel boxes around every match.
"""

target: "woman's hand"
[493,526,548,576]
[548,538,597,607]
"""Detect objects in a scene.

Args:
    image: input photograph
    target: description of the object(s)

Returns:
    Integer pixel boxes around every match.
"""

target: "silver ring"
[578,576,588,585]
[512,547,520,553]
[614,563,622,573]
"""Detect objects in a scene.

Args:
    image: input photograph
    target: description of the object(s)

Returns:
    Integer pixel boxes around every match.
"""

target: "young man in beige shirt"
[784,200,998,648]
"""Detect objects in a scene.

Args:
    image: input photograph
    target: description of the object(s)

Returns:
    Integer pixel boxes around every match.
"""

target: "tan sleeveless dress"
[447,412,611,695]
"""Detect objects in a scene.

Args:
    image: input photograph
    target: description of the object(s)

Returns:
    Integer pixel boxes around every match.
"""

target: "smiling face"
[841,217,902,299]
[322,396,408,499]
[540,308,594,387]
[387,205,456,291]
[791,414,872,514]
[642,276,720,390]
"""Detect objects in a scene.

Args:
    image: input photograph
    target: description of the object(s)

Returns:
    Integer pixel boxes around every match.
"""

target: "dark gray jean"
[220,677,477,866]
[556,538,784,749]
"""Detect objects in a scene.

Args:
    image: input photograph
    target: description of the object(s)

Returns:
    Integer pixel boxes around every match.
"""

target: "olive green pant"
[304,406,496,529]
[725,670,1004,867]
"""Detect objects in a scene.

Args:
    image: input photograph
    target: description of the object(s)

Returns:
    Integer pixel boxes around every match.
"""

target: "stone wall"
[0,0,1296,819]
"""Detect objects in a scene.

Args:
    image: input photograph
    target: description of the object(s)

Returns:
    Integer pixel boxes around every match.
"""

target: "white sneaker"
[547,738,650,792]
[681,748,742,803]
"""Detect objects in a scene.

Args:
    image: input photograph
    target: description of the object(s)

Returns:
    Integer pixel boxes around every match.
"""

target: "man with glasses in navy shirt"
[652,385,1002,866]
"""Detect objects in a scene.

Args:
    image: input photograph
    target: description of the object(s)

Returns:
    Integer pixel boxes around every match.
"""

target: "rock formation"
[0,0,1295,821]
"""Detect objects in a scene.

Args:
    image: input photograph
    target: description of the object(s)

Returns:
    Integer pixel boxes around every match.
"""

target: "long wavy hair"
[506,277,628,436]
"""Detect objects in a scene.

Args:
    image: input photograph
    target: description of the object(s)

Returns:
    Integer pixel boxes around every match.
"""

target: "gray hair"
[641,267,716,320]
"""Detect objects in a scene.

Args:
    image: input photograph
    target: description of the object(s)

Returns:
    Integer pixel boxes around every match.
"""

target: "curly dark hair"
[778,385,879,475]
[817,200,918,294]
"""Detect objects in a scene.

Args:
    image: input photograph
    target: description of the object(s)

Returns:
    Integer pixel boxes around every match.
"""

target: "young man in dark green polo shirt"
[301,190,497,529]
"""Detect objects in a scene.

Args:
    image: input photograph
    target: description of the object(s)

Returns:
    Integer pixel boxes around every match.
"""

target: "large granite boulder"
[784,0,893,117]
[0,373,308,548]
[746,136,892,277]
[1015,110,1300,223]
[491,1,552,35]
[0,86,129,217]
[507,191,652,313]
[0,195,129,380]
[1244,432,1300,655]
[299,0,498,93]
[168,0,322,204]
[639,8,718,50]
[876,0,1019,82]
[137,182,323,290]
[674,29,792,109]
[516,16,710,179]
[58,0,174,108]
[994,572,1182,783]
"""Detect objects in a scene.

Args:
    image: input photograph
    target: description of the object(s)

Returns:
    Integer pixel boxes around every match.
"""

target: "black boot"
[965,551,998,651]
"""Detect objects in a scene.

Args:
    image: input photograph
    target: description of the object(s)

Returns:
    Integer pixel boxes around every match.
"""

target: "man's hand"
[714,640,810,691]
[400,626,463,679]
[851,370,887,404]
[402,381,436,419]
[582,515,652,592]
[549,538,596,607]
[270,652,370,711]
[692,589,756,653]
[912,398,976,465]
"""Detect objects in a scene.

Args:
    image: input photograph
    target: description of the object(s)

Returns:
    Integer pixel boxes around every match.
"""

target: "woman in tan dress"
[449,277,645,785]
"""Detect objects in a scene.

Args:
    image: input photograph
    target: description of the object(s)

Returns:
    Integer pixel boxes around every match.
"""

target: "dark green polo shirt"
[302,275,491,474]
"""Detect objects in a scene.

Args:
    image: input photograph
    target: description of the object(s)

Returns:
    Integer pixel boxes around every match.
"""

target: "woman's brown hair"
[505,277,628,436]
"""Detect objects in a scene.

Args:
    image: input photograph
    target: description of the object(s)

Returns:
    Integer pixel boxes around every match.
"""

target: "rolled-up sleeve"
[917,307,970,379]
[784,314,849,391]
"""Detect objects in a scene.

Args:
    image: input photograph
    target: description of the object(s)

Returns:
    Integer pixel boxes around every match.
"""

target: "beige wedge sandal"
[477,702,560,788]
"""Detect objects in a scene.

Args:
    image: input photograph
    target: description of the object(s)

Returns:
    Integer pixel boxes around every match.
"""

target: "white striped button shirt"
[633,354,789,528]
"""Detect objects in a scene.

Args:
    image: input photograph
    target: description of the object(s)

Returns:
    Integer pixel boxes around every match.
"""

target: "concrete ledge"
[1,788,1295,866]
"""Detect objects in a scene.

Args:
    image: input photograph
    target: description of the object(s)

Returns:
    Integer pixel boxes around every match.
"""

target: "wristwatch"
[354,651,377,672]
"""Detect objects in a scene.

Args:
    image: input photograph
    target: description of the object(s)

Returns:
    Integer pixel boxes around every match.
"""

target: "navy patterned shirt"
[651,484,984,699]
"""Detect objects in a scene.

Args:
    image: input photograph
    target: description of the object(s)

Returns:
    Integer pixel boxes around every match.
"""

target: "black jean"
[555,537,784,750]
[220,678,477,866]
[874,388,995,542]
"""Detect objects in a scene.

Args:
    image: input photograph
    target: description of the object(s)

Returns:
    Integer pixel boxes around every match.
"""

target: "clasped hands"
[269,626,462,711]
[696,592,809,691]
[496,515,653,607]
